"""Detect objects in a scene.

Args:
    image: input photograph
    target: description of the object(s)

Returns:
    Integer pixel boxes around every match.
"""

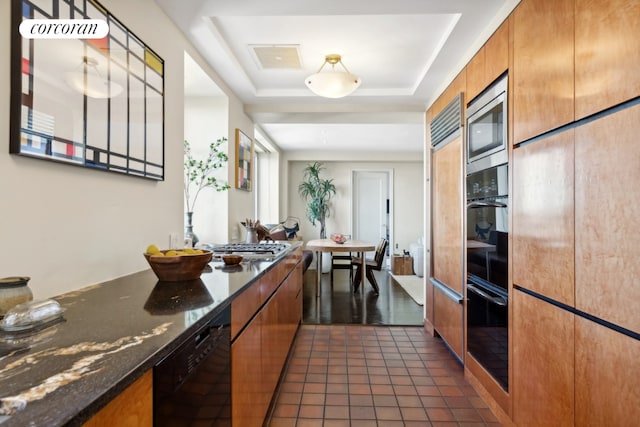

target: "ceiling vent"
[250,45,302,69]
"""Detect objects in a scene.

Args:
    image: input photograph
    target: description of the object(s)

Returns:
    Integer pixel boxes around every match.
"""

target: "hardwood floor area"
[302,266,424,326]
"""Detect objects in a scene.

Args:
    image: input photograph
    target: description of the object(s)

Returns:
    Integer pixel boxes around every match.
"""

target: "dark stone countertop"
[0,250,292,426]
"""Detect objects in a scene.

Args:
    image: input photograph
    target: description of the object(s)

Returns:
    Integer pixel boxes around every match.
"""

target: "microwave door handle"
[467,284,508,306]
[467,201,507,209]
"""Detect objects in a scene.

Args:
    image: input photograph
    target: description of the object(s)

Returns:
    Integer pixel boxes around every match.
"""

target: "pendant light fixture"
[305,54,361,98]
[65,56,123,99]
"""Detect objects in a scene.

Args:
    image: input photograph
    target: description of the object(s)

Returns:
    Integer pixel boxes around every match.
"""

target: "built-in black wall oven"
[466,163,509,391]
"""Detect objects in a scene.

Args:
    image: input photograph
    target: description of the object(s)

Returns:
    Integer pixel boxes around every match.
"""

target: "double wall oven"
[465,73,509,391]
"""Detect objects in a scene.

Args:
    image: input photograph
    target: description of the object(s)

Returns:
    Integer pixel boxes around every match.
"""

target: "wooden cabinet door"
[575,317,640,426]
[465,49,485,103]
[575,0,640,119]
[433,288,463,359]
[575,104,640,332]
[466,20,509,102]
[83,370,152,427]
[512,129,575,305]
[484,21,508,89]
[513,291,574,426]
[431,132,464,360]
[432,135,463,295]
[512,0,574,143]
[232,311,264,427]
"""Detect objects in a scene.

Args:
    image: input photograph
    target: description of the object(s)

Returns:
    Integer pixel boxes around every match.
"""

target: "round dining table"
[305,239,376,297]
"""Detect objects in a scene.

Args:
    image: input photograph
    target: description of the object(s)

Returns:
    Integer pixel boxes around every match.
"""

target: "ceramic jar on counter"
[0,277,33,317]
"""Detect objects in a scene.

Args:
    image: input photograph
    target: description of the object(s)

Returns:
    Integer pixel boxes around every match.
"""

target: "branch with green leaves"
[184,137,231,213]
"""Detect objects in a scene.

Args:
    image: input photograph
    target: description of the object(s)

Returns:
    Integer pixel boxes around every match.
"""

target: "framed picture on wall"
[235,128,253,191]
[9,0,165,180]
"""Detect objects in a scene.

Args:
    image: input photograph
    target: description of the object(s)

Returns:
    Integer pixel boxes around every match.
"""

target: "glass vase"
[185,212,199,247]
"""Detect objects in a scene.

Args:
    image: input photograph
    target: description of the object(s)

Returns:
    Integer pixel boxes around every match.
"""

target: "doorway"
[351,169,393,257]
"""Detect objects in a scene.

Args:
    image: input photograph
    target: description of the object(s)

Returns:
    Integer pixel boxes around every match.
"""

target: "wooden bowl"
[143,250,213,281]
[222,254,243,265]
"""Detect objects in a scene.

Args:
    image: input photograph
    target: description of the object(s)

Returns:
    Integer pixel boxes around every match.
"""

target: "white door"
[352,171,390,250]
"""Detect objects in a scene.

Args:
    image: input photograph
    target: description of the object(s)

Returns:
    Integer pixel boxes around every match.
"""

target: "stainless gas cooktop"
[210,242,290,258]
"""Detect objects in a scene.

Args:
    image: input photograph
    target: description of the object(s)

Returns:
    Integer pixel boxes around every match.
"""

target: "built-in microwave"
[466,74,508,174]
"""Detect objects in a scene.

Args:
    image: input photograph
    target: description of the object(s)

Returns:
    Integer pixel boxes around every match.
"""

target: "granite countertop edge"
[0,243,302,426]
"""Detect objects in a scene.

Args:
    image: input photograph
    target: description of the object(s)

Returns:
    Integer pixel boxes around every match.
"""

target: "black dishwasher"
[153,305,231,426]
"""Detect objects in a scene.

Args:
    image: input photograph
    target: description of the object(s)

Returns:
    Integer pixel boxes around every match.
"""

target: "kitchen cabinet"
[575,104,640,333]
[466,19,509,102]
[231,251,303,427]
[431,133,464,360]
[83,370,152,427]
[575,0,640,119]
[512,290,574,426]
[575,317,640,426]
[432,286,463,358]
[427,70,466,123]
[512,0,574,143]
[432,136,464,296]
[512,129,575,306]
[232,309,265,427]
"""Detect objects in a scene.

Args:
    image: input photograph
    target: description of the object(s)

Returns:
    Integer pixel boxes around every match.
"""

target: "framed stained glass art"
[9,0,165,180]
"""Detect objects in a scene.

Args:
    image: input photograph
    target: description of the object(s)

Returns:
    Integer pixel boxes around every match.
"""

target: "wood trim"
[465,363,515,427]
[465,353,511,416]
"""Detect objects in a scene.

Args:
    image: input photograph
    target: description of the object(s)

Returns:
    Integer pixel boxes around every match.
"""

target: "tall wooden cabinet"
[512,0,574,143]
[575,104,640,333]
[511,103,640,425]
[575,0,640,119]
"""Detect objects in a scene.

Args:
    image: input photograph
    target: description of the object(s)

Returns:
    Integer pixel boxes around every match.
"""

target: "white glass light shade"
[65,56,123,99]
[305,71,361,99]
[65,71,123,99]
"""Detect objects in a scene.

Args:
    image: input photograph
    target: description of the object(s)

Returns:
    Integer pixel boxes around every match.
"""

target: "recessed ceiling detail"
[250,45,301,69]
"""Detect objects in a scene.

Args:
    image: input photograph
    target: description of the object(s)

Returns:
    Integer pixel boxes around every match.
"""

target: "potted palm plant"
[298,161,336,239]
[184,137,231,245]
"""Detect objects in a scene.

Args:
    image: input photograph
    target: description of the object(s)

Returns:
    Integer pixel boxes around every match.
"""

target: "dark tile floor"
[263,268,503,426]
[302,268,424,326]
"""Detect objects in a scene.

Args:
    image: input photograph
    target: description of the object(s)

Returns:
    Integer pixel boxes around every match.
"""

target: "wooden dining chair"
[331,252,353,284]
[351,238,388,295]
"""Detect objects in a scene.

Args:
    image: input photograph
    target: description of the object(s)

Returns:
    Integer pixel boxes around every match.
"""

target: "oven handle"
[467,200,507,209]
[467,284,508,306]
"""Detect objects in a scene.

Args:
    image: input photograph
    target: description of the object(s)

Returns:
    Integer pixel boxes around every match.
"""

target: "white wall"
[0,0,254,298]
[184,96,230,245]
[287,160,424,253]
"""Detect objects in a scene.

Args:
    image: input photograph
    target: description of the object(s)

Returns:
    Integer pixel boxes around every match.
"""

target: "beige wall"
[287,160,424,253]
[184,95,230,245]
[0,0,254,298]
